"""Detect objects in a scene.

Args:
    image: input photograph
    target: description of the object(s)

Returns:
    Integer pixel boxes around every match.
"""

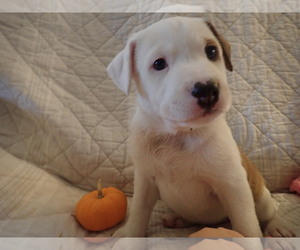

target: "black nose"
[191,81,219,109]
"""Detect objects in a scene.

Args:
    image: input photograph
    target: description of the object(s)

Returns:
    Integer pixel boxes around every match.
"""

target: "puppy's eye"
[153,58,168,71]
[205,45,218,61]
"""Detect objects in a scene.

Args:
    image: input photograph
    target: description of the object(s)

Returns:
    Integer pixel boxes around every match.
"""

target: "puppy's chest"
[145,132,212,179]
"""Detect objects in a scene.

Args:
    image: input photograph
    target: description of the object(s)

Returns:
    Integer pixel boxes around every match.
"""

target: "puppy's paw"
[264,238,295,250]
[264,227,296,237]
[263,214,296,238]
[162,214,194,228]
[264,222,296,237]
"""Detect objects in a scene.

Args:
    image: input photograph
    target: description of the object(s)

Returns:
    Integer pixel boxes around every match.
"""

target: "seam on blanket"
[24,13,98,52]
[221,14,299,166]
[231,59,300,130]
[222,13,277,66]
[0,13,298,193]
[236,50,300,129]
[223,14,299,126]
[0,22,89,184]
[48,14,129,131]
[250,14,300,94]
[55,14,134,185]
[24,15,118,140]
[230,104,299,167]
[223,13,299,98]
[25,14,132,186]
[0,159,43,220]
[263,14,300,65]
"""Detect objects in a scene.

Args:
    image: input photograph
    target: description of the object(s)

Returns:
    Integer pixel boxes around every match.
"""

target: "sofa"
[0,10,299,248]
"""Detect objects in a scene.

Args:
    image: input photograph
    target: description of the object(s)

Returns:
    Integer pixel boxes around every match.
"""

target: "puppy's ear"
[206,21,233,72]
[107,38,136,95]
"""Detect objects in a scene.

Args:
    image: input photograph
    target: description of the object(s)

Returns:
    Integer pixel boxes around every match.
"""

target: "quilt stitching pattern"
[215,14,299,157]
[0,21,90,184]
[1,0,299,12]
[28,14,132,187]
[0,13,299,194]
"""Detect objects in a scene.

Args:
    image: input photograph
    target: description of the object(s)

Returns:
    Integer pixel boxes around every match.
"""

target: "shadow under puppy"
[107,16,295,242]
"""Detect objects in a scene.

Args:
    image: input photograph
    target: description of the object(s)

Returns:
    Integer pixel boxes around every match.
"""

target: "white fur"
[107,17,292,250]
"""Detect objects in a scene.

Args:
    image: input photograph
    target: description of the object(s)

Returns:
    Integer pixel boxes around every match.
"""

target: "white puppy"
[107,16,294,243]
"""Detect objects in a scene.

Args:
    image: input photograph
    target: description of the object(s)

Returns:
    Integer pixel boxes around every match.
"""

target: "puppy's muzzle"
[191,81,219,111]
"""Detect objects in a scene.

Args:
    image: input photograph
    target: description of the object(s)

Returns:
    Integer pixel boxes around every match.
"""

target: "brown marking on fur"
[131,43,147,97]
[147,133,185,157]
[205,21,233,72]
[240,150,265,202]
[126,38,149,98]
[138,129,264,202]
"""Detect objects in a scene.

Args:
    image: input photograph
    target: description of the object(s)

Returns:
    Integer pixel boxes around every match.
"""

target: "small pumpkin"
[75,179,127,231]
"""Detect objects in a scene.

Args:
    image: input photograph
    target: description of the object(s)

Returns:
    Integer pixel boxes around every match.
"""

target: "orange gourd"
[75,180,127,231]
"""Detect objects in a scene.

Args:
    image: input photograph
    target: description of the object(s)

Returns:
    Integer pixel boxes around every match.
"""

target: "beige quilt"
[0,8,299,243]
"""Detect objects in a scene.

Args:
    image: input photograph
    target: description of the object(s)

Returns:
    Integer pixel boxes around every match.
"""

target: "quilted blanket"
[0,11,299,239]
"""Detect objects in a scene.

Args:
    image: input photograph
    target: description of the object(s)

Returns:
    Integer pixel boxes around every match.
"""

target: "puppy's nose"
[191,81,219,109]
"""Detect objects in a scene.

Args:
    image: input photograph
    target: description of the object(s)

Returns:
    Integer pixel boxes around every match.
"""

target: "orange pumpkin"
[75,180,127,231]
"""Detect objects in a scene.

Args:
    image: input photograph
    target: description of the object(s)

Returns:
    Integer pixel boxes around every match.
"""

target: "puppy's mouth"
[165,107,222,125]
[202,107,218,117]
[187,108,221,122]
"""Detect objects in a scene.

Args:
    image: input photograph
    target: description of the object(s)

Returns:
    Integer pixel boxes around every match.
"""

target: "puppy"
[107,16,294,242]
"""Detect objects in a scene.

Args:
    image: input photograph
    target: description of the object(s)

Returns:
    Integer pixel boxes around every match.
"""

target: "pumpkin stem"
[97,179,104,199]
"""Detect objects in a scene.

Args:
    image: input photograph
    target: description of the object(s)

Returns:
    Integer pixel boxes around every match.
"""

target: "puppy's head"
[107,17,233,131]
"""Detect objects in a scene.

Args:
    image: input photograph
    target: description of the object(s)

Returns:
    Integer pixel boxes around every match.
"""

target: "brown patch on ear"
[206,21,233,72]
[130,42,148,98]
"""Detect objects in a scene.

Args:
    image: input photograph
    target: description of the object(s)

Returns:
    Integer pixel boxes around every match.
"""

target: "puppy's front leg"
[214,169,263,237]
[113,168,159,237]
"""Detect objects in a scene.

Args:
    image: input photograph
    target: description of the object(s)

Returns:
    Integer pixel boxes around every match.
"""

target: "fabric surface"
[0,0,299,12]
[0,12,299,237]
[0,150,299,237]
